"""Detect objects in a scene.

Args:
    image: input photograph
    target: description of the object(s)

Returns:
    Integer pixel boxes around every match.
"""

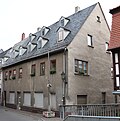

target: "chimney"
[21,33,25,41]
[75,6,80,13]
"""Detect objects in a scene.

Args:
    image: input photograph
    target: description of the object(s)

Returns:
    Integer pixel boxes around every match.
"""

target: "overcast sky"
[0,0,120,51]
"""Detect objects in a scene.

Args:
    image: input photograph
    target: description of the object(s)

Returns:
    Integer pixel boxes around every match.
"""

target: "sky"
[0,0,120,51]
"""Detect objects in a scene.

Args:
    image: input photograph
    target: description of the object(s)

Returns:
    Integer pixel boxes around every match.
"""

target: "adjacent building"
[108,5,120,102]
[2,2,114,112]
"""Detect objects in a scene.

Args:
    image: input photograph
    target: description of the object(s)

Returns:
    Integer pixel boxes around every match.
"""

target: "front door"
[17,92,21,109]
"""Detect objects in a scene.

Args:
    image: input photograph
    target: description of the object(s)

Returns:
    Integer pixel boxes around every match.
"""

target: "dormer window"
[37,37,42,49]
[41,26,50,36]
[37,36,48,49]
[58,29,64,42]
[57,27,70,42]
[41,39,48,48]
[13,50,19,58]
[61,19,65,26]
[19,46,27,56]
[60,17,70,27]
[29,33,36,41]
[28,42,36,52]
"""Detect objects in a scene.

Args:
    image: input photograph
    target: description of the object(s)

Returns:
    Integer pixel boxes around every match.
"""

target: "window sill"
[30,73,35,76]
[106,51,111,54]
[74,72,89,76]
[40,74,45,76]
[50,70,56,74]
[88,45,94,48]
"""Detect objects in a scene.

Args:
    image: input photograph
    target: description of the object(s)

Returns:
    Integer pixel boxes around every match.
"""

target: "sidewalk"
[3,106,63,121]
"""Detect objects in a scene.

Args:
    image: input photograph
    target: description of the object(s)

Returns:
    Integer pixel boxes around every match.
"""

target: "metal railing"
[59,103,120,119]
[64,115,120,121]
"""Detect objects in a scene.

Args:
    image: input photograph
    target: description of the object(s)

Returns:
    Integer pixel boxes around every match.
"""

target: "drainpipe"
[62,47,67,119]
[47,49,51,112]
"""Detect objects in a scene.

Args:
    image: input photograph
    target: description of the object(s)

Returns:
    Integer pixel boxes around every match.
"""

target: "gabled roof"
[108,6,120,50]
[2,3,97,67]
[109,6,120,14]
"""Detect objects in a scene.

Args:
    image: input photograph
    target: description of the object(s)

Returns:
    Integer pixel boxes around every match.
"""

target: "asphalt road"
[0,106,42,121]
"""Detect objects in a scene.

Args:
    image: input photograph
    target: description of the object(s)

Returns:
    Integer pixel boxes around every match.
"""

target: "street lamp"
[61,71,66,119]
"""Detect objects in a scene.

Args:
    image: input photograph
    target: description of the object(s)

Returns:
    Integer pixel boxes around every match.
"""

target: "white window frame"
[87,34,93,47]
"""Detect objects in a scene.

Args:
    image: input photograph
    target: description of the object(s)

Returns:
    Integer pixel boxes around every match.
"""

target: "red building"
[108,6,120,97]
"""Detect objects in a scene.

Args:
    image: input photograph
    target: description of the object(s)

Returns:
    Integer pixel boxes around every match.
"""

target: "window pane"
[83,62,87,74]
[116,77,120,87]
[31,64,36,75]
[105,43,109,51]
[115,64,119,75]
[50,60,56,74]
[87,35,92,46]
[78,61,83,73]
[115,53,118,63]
[40,62,45,76]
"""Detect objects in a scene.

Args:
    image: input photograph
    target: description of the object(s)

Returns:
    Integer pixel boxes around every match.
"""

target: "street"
[0,106,42,121]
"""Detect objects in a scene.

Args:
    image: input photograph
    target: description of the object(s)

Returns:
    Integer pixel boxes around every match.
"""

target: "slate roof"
[2,3,97,67]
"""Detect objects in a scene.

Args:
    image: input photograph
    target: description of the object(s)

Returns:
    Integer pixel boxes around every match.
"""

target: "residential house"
[108,5,120,102]
[0,49,10,104]
[2,2,114,112]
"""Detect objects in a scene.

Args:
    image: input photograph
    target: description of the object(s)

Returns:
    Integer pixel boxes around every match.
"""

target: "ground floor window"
[9,92,15,104]
[50,93,56,109]
[23,92,31,106]
[34,92,43,108]
[77,95,87,104]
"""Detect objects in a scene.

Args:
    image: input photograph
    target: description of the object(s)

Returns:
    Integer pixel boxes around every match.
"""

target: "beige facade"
[2,3,114,112]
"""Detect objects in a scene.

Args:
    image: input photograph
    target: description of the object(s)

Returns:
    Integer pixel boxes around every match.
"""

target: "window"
[9,70,12,80]
[97,16,101,23]
[9,92,15,104]
[75,59,88,75]
[19,68,22,78]
[114,52,120,88]
[61,19,65,26]
[4,71,8,80]
[105,42,109,52]
[87,34,93,47]
[40,62,45,76]
[77,95,87,104]
[102,92,106,104]
[12,69,16,79]
[58,27,70,42]
[31,64,36,76]
[34,92,43,108]
[50,60,56,74]
[58,29,64,42]
[19,47,26,56]
[23,92,31,106]
[42,29,45,36]
[111,67,113,78]
[50,93,56,109]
